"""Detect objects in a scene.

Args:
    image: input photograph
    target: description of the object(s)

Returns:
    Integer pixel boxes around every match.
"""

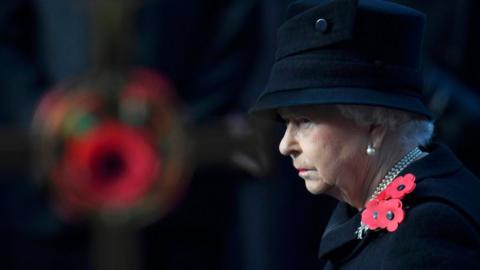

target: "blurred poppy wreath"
[32,68,190,224]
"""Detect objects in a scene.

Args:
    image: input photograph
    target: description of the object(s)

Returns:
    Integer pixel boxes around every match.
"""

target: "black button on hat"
[250,0,433,120]
[315,18,328,33]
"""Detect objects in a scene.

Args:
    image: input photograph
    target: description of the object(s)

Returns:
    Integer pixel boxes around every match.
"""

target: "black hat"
[250,0,432,119]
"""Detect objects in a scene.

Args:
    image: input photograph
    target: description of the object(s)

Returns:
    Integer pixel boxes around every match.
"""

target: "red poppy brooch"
[356,173,416,239]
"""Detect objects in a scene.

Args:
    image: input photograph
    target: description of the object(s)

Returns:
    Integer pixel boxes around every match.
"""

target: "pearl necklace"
[355,147,423,239]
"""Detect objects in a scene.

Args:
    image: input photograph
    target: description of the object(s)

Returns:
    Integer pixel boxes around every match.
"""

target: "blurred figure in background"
[133,1,334,269]
[394,0,480,176]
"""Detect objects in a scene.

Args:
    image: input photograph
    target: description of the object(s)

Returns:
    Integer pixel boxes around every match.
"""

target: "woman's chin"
[304,179,331,195]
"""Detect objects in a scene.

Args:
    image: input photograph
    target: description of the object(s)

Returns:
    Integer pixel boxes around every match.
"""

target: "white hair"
[336,105,434,147]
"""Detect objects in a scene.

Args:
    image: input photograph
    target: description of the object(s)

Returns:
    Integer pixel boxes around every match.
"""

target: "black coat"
[319,144,480,269]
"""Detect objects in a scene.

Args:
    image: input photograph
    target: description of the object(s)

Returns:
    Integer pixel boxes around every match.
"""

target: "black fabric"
[250,0,432,120]
[318,144,480,269]
[275,0,357,61]
[266,51,423,94]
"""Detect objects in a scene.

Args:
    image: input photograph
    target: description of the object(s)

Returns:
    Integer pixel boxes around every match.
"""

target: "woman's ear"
[369,124,387,150]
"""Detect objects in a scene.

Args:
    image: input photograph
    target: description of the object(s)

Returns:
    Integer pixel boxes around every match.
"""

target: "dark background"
[1,0,479,269]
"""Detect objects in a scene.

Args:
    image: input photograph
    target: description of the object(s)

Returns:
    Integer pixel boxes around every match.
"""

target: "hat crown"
[277,0,425,68]
[286,0,347,20]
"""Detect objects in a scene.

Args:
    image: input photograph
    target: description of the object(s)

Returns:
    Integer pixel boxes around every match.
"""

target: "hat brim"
[249,87,433,120]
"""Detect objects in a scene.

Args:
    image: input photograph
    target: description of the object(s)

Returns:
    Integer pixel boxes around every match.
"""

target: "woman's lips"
[297,168,315,177]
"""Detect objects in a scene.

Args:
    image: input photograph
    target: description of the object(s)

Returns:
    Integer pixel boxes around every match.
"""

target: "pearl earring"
[366,144,376,156]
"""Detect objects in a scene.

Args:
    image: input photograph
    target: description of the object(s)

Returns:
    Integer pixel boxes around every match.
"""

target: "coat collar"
[408,144,480,229]
[318,143,471,261]
[318,202,363,261]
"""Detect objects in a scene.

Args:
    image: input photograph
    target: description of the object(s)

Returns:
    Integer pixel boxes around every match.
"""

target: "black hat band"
[266,52,422,97]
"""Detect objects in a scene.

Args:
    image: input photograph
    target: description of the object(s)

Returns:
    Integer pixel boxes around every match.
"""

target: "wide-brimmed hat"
[250,0,432,119]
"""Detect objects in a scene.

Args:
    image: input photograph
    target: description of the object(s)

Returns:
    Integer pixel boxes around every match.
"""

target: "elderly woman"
[250,0,480,269]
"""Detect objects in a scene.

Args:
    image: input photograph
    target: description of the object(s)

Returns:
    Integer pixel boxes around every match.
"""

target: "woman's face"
[278,105,371,203]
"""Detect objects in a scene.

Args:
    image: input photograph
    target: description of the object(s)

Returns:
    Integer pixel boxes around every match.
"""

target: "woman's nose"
[279,125,299,157]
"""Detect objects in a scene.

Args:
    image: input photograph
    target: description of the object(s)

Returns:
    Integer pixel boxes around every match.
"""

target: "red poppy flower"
[56,121,160,211]
[385,173,416,199]
[361,199,382,230]
[362,198,405,232]
[376,199,405,232]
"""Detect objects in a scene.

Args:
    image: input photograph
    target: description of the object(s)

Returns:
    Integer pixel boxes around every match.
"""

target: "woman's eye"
[296,117,311,125]
[298,118,310,124]
[283,117,313,129]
